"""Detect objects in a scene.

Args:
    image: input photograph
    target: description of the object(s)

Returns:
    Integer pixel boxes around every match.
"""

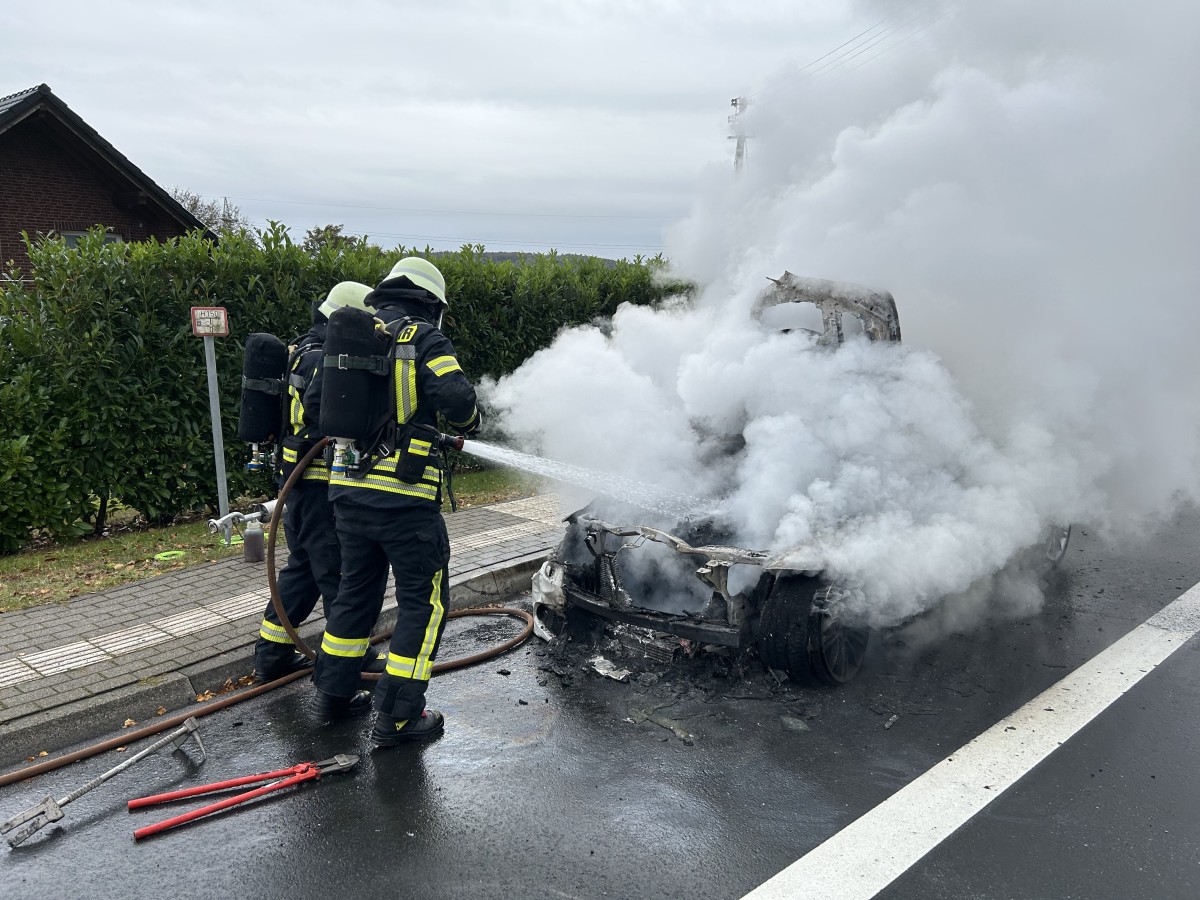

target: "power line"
[748,6,946,103]
[805,15,921,79]
[835,11,952,78]
[750,13,917,99]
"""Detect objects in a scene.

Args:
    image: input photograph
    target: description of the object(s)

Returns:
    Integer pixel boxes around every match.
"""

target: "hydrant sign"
[190,306,229,337]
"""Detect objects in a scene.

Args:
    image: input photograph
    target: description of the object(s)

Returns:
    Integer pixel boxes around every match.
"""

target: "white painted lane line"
[743,581,1200,900]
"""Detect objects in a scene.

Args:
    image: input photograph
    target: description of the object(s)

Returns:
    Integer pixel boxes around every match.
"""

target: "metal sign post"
[191,307,230,520]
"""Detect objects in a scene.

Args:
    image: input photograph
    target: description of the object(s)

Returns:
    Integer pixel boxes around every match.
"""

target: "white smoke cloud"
[482,1,1200,628]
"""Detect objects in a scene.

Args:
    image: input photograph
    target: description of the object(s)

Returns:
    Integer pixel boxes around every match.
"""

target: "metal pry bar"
[2,717,205,848]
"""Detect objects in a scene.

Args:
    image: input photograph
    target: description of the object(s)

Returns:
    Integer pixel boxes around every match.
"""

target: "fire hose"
[0,436,533,790]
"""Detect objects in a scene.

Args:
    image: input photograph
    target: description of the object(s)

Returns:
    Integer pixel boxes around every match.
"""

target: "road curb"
[0,550,550,771]
[0,674,196,768]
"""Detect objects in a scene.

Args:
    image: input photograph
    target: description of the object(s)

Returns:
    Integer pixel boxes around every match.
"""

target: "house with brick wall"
[0,83,213,278]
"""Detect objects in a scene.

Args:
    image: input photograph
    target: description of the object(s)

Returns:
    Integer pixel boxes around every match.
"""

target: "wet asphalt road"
[2,508,1198,899]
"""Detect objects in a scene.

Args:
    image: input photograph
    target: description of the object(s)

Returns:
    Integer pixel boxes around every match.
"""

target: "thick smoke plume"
[482,1,1200,629]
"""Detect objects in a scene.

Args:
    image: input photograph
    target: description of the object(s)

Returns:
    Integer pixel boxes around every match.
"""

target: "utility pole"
[728,96,748,173]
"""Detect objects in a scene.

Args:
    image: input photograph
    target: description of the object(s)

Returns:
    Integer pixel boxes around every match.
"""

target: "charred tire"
[757,577,871,686]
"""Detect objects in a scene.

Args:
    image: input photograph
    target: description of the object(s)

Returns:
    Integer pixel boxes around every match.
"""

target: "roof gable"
[0,83,216,239]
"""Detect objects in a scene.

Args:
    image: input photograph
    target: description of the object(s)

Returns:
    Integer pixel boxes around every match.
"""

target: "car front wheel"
[758,577,871,686]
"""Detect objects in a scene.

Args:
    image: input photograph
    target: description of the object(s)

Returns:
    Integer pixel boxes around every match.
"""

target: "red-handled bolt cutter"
[127,753,359,841]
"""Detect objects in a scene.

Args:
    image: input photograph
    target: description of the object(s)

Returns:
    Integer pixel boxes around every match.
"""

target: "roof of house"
[0,83,215,238]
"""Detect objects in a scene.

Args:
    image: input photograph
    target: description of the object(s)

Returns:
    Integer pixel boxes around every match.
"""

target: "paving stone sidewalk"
[0,495,564,765]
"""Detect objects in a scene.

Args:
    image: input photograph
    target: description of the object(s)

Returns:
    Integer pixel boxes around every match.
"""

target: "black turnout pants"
[255,482,341,668]
[314,503,451,721]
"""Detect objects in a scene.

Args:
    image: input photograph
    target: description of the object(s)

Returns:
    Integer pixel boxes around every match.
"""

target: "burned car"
[531,274,1071,686]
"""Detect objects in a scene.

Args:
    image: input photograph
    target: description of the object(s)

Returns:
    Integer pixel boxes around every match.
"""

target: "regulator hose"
[264,438,328,658]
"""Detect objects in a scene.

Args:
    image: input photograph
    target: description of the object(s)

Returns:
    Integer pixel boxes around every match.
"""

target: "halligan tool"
[3,717,205,848]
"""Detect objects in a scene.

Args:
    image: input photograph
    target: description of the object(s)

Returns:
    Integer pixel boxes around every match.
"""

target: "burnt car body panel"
[533,273,1071,685]
[533,273,901,685]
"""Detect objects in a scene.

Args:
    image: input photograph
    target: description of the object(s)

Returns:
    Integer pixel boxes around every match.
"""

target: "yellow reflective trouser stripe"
[385,569,444,681]
[321,632,371,658]
[427,355,462,376]
[395,358,417,422]
[259,619,293,645]
[385,653,417,678]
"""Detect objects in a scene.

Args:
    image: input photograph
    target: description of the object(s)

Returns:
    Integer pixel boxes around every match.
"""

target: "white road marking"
[743,581,1200,900]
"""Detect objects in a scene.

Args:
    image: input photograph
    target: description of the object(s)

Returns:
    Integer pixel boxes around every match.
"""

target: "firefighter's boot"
[254,640,313,683]
[371,709,445,747]
[312,688,372,721]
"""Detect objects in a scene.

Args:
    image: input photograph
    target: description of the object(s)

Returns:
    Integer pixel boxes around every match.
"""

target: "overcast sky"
[4,0,907,257]
[8,1,1199,605]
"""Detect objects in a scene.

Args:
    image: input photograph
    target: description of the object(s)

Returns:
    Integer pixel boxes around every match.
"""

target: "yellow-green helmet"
[384,257,447,307]
[317,281,372,320]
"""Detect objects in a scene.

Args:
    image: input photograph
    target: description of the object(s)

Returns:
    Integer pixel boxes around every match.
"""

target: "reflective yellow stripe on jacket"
[329,458,441,499]
[426,355,462,377]
[287,359,328,481]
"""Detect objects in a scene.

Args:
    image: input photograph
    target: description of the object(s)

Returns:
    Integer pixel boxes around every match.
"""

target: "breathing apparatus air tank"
[238,333,288,443]
[320,306,390,474]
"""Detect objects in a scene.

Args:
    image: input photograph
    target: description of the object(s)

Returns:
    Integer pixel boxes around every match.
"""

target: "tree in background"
[170,188,253,236]
[302,223,358,255]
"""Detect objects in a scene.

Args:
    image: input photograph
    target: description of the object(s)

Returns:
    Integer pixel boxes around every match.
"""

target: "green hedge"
[0,225,685,552]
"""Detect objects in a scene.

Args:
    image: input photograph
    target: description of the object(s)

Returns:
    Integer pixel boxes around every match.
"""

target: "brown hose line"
[0,606,533,789]
[265,437,329,659]
[2,437,534,788]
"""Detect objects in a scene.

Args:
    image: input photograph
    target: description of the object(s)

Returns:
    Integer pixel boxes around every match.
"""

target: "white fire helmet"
[317,281,372,320]
[384,256,448,326]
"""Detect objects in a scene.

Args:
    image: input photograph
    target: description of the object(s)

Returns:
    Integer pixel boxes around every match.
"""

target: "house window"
[58,231,123,249]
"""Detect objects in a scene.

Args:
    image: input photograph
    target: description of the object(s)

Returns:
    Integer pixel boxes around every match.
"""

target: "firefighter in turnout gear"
[311,257,481,742]
[252,281,387,682]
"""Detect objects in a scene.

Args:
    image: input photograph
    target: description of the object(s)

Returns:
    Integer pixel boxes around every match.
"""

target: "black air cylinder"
[320,306,388,442]
[237,333,287,442]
